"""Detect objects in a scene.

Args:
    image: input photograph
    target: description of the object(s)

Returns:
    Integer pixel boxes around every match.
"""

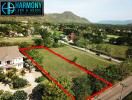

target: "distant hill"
[0,11,90,24]
[98,20,132,25]
[44,11,90,23]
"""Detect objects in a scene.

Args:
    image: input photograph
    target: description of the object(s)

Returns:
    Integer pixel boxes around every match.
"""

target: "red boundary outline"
[19,45,113,100]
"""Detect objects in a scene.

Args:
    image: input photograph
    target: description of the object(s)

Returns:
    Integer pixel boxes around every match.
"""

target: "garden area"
[0,68,30,90]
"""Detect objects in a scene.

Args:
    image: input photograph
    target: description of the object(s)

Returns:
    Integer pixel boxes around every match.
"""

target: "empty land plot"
[51,46,117,69]
[25,46,112,100]
[28,46,117,80]
[30,49,86,80]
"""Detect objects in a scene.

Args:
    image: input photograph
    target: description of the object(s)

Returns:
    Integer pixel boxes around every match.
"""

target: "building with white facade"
[0,46,24,70]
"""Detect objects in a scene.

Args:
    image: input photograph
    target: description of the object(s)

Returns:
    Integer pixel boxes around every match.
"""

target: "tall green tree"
[12,90,27,100]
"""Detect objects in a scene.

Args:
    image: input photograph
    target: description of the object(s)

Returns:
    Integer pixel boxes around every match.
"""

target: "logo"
[0,0,44,16]
[1,2,15,15]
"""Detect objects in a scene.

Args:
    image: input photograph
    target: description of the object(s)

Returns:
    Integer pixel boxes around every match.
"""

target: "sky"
[44,0,132,22]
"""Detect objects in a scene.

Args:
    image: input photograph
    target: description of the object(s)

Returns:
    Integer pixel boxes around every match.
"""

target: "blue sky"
[44,0,132,22]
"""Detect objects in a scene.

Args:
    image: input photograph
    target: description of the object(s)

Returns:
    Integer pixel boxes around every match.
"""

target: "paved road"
[60,40,122,63]
[92,76,132,100]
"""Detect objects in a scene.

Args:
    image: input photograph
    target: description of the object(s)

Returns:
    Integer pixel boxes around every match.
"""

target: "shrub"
[72,75,92,100]
[30,77,71,100]
[19,42,31,48]
[20,70,26,76]
[0,90,4,95]
[12,77,28,89]
[0,73,6,82]
[33,38,43,46]
[72,56,78,62]
[12,90,27,100]
[6,71,14,79]
[35,76,45,83]
[0,91,13,100]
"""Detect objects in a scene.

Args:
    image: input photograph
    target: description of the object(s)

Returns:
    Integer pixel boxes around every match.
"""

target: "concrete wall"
[0,57,23,69]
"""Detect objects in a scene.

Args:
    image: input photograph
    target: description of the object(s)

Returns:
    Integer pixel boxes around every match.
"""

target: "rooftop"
[0,46,24,61]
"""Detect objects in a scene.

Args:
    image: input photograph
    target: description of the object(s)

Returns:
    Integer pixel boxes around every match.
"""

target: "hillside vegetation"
[0,11,90,24]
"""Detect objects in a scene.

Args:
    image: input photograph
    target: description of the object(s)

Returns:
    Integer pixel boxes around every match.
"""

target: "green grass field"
[0,35,40,44]
[89,43,128,59]
[29,46,117,80]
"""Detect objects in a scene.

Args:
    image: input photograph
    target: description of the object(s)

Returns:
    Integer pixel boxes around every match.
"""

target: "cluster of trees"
[0,21,34,37]
[38,28,64,47]
[12,76,28,89]
[109,36,132,45]
[0,90,27,100]
[72,59,132,100]
[44,23,132,46]
[0,68,28,89]
[30,77,72,100]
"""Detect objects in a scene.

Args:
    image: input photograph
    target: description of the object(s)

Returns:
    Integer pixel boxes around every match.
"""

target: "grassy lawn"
[52,46,117,68]
[29,46,117,80]
[89,43,128,59]
[0,35,40,44]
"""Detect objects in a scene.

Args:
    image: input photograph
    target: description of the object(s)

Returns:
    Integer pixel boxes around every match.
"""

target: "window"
[0,61,1,65]
[7,61,11,64]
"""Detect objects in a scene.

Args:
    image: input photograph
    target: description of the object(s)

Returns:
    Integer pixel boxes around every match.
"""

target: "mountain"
[98,20,132,25]
[0,11,90,24]
[44,11,89,23]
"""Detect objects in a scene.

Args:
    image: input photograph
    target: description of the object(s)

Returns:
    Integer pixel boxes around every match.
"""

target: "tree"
[35,76,45,83]
[0,73,6,82]
[24,58,34,73]
[39,28,54,47]
[75,37,87,48]
[6,71,14,79]
[12,90,27,100]
[19,42,30,48]
[0,91,13,100]
[0,68,3,73]
[126,47,132,59]
[30,77,71,100]
[0,90,4,95]
[11,68,17,75]
[12,77,28,89]
[20,69,26,76]
[105,46,112,58]
[33,38,43,46]
[72,75,92,100]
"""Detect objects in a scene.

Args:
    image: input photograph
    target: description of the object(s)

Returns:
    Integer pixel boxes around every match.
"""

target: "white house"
[0,46,24,71]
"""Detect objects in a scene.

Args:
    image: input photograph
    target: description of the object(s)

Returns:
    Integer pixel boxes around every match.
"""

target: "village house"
[0,46,24,71]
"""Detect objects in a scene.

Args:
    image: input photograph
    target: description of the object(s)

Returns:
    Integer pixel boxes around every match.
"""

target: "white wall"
[0,57,23,69]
